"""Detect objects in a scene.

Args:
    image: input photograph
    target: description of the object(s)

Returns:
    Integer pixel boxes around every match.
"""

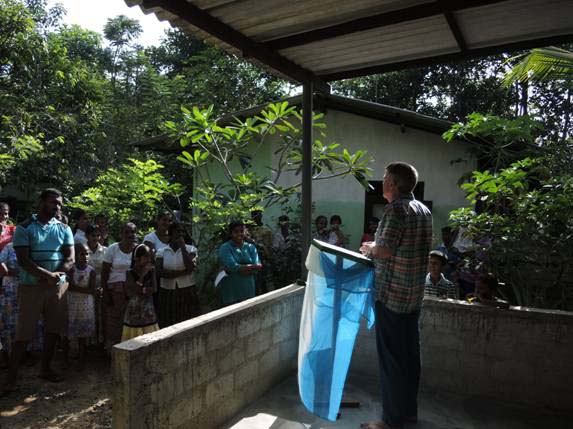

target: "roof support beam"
[439,1,468,52]
[140,0,330,93]
[319,34,573,81]
[264,0,508,51]
[301,83,313,278]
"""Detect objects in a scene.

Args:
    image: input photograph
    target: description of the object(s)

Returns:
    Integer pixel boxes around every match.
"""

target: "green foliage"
[70,158,184,239]
[169,101,373,217]
[167,101,373,297]
[443,113,544,172]
[332,58,515,123]
[450,158,573,310]
[0,0,110,197]
[332,49,573,140]
[504,47,573,84]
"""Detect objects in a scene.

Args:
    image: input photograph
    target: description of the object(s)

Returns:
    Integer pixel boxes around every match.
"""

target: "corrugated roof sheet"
[126,0,573,87]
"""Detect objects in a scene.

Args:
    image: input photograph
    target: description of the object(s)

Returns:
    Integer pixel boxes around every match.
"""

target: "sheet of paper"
[214,270,227,288]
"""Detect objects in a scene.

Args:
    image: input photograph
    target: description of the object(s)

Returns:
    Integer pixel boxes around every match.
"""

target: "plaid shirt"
[374,194,433,313]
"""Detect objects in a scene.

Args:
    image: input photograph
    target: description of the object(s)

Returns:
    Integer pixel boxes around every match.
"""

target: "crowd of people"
[0,189,310,395]
[0,178,506,400]
[0,191,207,396]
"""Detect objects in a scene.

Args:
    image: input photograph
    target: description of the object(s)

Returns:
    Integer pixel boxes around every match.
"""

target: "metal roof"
[126,0,573,92]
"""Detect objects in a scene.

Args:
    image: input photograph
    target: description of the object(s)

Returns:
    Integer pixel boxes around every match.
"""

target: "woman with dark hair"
[143,210,171,253]
[0,202,15,252]
[155,223,199,327]
[360,217,380,245]
[313,215,329,241]
[217,221,262,305]
[72,209,90,245]
[121,244,159,341]
[101,222,137,352]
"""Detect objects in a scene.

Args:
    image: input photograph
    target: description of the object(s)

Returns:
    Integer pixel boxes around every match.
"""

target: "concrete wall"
[350,297,573,414]
[112,285,304,429]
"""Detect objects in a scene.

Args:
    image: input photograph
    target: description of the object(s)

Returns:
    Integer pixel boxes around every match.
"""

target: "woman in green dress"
[218,221,262,305]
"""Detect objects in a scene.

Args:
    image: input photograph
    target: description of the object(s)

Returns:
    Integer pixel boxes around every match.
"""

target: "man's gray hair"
[386,162,418,194]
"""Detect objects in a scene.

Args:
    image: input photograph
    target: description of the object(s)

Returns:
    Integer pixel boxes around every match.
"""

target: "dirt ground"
[0,349,112,429]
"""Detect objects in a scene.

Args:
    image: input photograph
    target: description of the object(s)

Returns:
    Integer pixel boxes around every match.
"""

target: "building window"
[363,181,432,231]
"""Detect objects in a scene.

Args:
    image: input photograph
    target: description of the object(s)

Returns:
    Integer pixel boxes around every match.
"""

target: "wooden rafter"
[139,0,331,93]
[264,0,508,51]
[439,1,468,52]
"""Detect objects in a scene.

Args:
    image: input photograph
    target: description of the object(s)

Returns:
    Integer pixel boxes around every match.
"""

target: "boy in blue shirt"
[2,188,74,396]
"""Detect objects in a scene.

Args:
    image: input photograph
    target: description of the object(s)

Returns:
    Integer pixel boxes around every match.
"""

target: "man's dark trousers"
[374,300,421,427]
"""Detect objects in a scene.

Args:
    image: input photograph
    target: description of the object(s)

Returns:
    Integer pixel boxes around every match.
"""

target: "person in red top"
[360,217,380,246]
[0,203,16,252]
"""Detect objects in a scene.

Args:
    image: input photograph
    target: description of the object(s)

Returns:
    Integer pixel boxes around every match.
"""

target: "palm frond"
[503,47,573,86]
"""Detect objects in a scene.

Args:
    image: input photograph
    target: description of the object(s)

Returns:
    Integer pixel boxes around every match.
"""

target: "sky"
[47,0,171,47]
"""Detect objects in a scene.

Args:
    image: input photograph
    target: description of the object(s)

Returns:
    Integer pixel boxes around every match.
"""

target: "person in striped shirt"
[425,250,457,299]
[360,162,432,429]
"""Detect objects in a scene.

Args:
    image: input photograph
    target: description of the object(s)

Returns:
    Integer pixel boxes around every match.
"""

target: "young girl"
[73,209,90,245]
[328,215,347,248]
[66,243,96,370]
[122,244,159,341]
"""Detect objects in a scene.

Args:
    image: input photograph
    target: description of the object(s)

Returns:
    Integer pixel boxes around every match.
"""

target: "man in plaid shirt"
[360,162,432,429]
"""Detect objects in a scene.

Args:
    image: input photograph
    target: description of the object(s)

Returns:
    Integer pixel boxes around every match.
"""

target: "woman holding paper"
[218,220,262,305]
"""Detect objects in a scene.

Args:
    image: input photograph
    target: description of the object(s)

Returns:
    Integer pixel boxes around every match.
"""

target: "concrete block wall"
[113,285,305,429]
[350,297,573,414]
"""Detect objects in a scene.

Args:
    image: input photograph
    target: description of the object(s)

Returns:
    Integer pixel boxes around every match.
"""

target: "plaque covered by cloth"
[298,239,375,421]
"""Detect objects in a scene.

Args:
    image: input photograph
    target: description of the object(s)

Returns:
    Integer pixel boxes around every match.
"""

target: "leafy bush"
[450,158,573,310]
[70,158,183,238]
[443,112,543,172]
[166,102,373,308]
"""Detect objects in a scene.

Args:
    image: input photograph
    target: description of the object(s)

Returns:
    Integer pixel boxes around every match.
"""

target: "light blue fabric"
[298,248,375,421]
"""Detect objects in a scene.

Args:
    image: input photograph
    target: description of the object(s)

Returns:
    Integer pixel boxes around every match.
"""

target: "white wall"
[271,109,476,248]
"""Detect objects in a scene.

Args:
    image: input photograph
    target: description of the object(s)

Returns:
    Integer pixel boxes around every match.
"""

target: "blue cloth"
[375,300,421,425]
[298,247,375,421]
[12,215,74,285]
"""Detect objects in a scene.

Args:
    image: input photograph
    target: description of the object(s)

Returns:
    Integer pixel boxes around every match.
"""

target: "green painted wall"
[193,107,476,251]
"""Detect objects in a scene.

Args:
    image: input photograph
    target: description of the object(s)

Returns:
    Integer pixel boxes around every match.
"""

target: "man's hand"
[360,241,375,256]
[360,242,393,259]
[47,272,65,287]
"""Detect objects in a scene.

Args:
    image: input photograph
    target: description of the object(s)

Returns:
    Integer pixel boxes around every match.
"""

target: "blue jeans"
[374,300,421,427]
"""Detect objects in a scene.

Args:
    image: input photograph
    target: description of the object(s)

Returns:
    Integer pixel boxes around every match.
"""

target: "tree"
[450,158,573,311]
[442,113,543,172]
[504,47,573,84]
[504,46,573,140]
[0,0,108,198]
[166,102,373,295]
[147,29,287,115]
[103,15,142,89]
[70,158,184,239]
[332,56,516,122]
[331,49,573,140]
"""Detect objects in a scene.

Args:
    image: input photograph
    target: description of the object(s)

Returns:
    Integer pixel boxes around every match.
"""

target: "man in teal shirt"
[2,188,74,395]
